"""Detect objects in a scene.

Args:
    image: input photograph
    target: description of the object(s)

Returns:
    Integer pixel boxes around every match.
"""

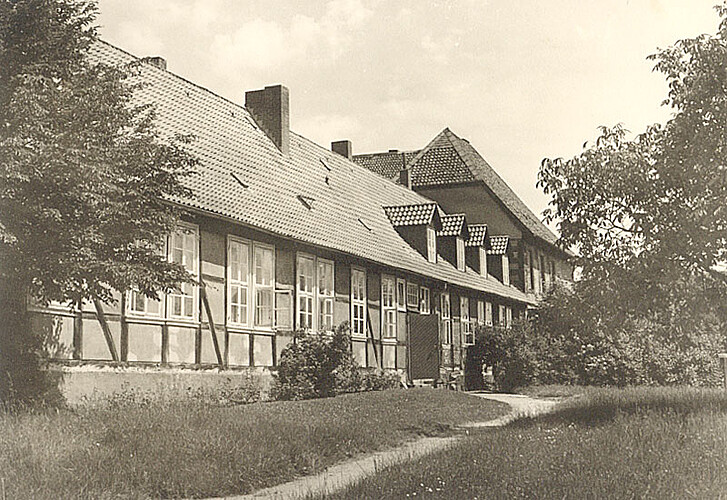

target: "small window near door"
[406,282,419,310]
[419,287,430,314]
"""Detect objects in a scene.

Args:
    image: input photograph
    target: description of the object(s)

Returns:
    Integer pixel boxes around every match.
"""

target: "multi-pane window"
[397,278,406,311]
[406,282,419,310]
[297,254,315,330]
[485,301,493,326]
[427,226,437,263]
[502,254,510,286]
[419,287,431,314]
[318,259,334,331]
[254,245,274,327]
[479,247,488,276]
[499,304,507,327]
[441,292,452,344]
[228,238,250,326]
[506,306,513,329]
[382,274,397,338]
[461,297,473,345]
[168,225,199,320]
[351,268,367,337]
[456,237,466,271]
[477,300,485,326]
[227,238,275,329]
[296,254,333,331]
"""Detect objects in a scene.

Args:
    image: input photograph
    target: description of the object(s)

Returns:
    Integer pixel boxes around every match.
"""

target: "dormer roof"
[465,224,488,248]
[488,235,510,255]
[438,214,469,239]
[383,203,442,229]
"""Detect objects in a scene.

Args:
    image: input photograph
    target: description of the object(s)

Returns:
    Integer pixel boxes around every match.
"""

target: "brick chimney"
[399,168,412,189]
[245,85,290,155]
[142,56,166,70]
[331,140,352,159]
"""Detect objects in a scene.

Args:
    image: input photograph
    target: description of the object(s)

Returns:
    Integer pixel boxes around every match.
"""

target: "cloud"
[210,0,373,73]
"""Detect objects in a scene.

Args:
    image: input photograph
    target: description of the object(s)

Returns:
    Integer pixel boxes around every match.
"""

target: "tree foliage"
[0,0,198,403]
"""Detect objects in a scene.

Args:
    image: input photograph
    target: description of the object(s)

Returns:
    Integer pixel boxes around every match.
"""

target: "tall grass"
[0,388,507,499]
[323,387,727,499]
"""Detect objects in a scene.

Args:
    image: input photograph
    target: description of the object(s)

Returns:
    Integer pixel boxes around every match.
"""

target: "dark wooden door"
[408,313,440,380]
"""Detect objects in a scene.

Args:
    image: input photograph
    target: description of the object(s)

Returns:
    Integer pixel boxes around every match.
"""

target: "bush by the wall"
[272,322,400,400]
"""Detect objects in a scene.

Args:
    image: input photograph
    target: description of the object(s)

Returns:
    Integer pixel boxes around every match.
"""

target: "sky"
[97,0,721,223]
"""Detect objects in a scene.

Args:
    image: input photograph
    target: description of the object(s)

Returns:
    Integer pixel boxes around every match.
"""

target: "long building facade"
[29,41,556,401]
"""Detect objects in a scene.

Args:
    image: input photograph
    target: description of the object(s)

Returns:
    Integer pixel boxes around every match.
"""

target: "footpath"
[207,392,559,500]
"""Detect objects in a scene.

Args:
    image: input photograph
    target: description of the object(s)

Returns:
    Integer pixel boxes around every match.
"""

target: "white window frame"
[227,236,250,327]
[406,282,419,310]
[485,301,493,327]
[441,291,452,344]
[502,254,510,286]
[479,247,488,277]
[461,296,473,345]
[427,226,437,263]
[253,243,275,329]
[317,257,335,332]
[456,237,466,271]
[296,253,334,332]
[227,237,276,331]
[419,287,431,314]
[167,223,199,321]
[477,299,485,326]
[351,267,367,338]
[382,274,397,339]
[499,304,507,327]
[506,305,513,329]
[396,278,407,311]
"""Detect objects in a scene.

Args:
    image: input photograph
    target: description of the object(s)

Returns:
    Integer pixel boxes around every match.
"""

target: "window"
[227,238,275,329]
[550,261,557,290]
[461,297,473,345]
[499,304,507,327]
[502,254,510,286]
[253,245,274,327]
[477,300,485,326]
[540,255,546,291]
[168,224,199,320]
[485,301,493,326]
[318,259,334,331]
[406,282,419,310]
[296,253,334,331]
[506,306,513,328]
[479,247,488,277]
[297,254,315,330]
[228,238,250,326]
[529,250,535,292]
[351,268,366,337]
[382,274,397,338]
[427,226,437,263]
[274,290,293,330]
[419,287,431,314]
[441,292,452,344]
[397,278,406,311]
[456,237,466,271]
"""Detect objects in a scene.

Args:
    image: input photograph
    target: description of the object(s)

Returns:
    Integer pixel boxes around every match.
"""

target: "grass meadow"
[321,386,727,499]
[0,388,508,499]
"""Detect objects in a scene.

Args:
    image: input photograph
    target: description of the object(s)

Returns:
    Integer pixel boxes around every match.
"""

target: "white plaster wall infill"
[203,392,558,500]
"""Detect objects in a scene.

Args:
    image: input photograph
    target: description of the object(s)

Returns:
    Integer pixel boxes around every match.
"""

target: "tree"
[536,4,727,385]
[0,0,198,404]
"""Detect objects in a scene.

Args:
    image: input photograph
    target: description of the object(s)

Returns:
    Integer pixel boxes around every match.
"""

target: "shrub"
[273,323,401,400]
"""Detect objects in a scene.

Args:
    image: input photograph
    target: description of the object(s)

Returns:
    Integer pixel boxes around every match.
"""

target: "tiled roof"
[352,150,418,179]
[383,203,440,228]
[354,128,563,250]
[438,214,468,238]
[91,41,533,305]
[466,224,488,247]
[488,235,510,255]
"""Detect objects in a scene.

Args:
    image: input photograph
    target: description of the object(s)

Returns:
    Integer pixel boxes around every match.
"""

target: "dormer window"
[456,237,465,271]
[465,224,488,276]
[427,226,437,263]
[487,235,510,285]
[502,254,510,286]
[383,203,442,263]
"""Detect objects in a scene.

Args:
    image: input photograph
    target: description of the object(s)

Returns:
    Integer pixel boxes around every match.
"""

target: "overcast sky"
[98,0,720,222]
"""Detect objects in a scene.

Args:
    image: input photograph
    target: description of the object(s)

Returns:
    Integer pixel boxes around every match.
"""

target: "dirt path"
[206,392,558,500]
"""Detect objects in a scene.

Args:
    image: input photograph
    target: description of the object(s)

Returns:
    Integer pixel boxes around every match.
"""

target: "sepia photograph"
[1,0,727,498]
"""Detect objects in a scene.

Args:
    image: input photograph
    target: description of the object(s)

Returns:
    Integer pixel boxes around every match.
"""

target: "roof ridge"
[402,127,452,170]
